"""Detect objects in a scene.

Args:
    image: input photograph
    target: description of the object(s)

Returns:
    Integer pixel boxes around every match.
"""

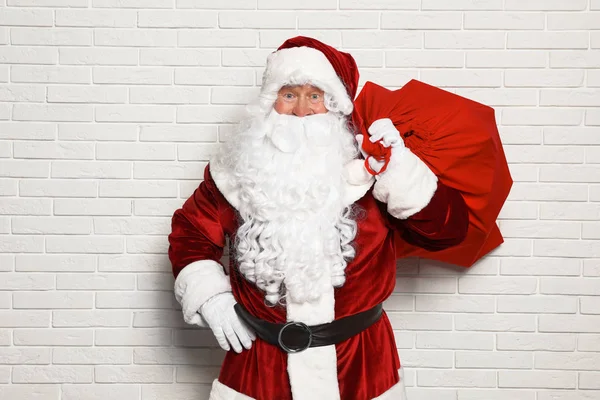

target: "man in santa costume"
[169,36,469,400]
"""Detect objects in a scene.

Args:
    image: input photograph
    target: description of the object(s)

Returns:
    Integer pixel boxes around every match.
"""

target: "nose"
[292,97,312,117]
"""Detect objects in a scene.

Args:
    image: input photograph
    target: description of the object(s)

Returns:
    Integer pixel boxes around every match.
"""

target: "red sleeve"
[168,165,226,278]
[384,181,469,252]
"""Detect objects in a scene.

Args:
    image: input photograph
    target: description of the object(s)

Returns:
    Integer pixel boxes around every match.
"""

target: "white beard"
[212,109,359,305]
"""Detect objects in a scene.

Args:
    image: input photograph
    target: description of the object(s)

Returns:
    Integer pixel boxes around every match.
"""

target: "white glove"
[356,118,406,175]
[200,292,256,353]
[368,118,405,149]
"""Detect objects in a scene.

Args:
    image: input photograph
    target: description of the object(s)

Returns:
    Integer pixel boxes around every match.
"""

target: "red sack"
[353,80,513,267]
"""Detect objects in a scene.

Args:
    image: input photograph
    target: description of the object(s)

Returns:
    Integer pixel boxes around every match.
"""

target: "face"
[273,84,328,117]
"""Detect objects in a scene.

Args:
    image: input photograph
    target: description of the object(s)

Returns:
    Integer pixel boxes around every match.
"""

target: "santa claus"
[169,37,469,400]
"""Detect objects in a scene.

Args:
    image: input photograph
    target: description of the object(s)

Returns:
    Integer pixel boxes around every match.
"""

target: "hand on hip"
[201,292,256,353]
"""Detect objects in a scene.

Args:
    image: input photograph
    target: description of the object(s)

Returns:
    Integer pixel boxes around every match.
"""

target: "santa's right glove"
[200,292,256,353]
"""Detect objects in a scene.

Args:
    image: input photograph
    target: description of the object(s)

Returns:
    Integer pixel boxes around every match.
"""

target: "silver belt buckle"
[277,321,313,353]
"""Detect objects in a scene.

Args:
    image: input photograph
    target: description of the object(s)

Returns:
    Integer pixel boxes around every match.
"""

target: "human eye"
[309,93,322,103]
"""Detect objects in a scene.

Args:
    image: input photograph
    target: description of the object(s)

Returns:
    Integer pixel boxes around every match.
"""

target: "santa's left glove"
[200,292,256,353]
[356,118,407,176]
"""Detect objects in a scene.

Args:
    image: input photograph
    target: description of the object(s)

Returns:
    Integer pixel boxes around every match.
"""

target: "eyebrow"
[280,85,323,93]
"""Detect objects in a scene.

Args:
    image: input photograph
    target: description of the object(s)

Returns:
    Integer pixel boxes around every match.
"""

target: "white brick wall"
[0,1,599,399]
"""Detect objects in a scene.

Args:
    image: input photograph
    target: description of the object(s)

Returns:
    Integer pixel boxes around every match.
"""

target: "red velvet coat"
[169,165,468,400]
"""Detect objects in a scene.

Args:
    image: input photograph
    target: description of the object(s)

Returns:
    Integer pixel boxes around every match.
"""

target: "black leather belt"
[234,303,383,353]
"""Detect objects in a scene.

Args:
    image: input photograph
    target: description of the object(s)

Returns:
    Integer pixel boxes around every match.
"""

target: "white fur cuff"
[342,159,375,206]
[174,260,232,327]
[373,148,438,220]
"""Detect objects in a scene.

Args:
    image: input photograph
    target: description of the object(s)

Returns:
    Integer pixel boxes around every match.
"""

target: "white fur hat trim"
[260,46,354,115]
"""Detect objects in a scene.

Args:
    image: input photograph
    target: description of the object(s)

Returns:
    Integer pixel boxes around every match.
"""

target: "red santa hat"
[260,36,360,117]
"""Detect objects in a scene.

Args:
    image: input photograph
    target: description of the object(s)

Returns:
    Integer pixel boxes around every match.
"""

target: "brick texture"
[0,2,599,399]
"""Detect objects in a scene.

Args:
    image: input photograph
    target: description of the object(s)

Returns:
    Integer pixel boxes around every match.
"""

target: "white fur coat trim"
[209,379,254,400]
[262,46,353,115]
[286,285,340,400]
[207,368,407,400]
[210,162,373,212]
[373,148,438,220]
[174,259,231,328]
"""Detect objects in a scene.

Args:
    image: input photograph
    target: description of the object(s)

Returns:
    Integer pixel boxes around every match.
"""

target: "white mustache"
[266,111,337,153]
